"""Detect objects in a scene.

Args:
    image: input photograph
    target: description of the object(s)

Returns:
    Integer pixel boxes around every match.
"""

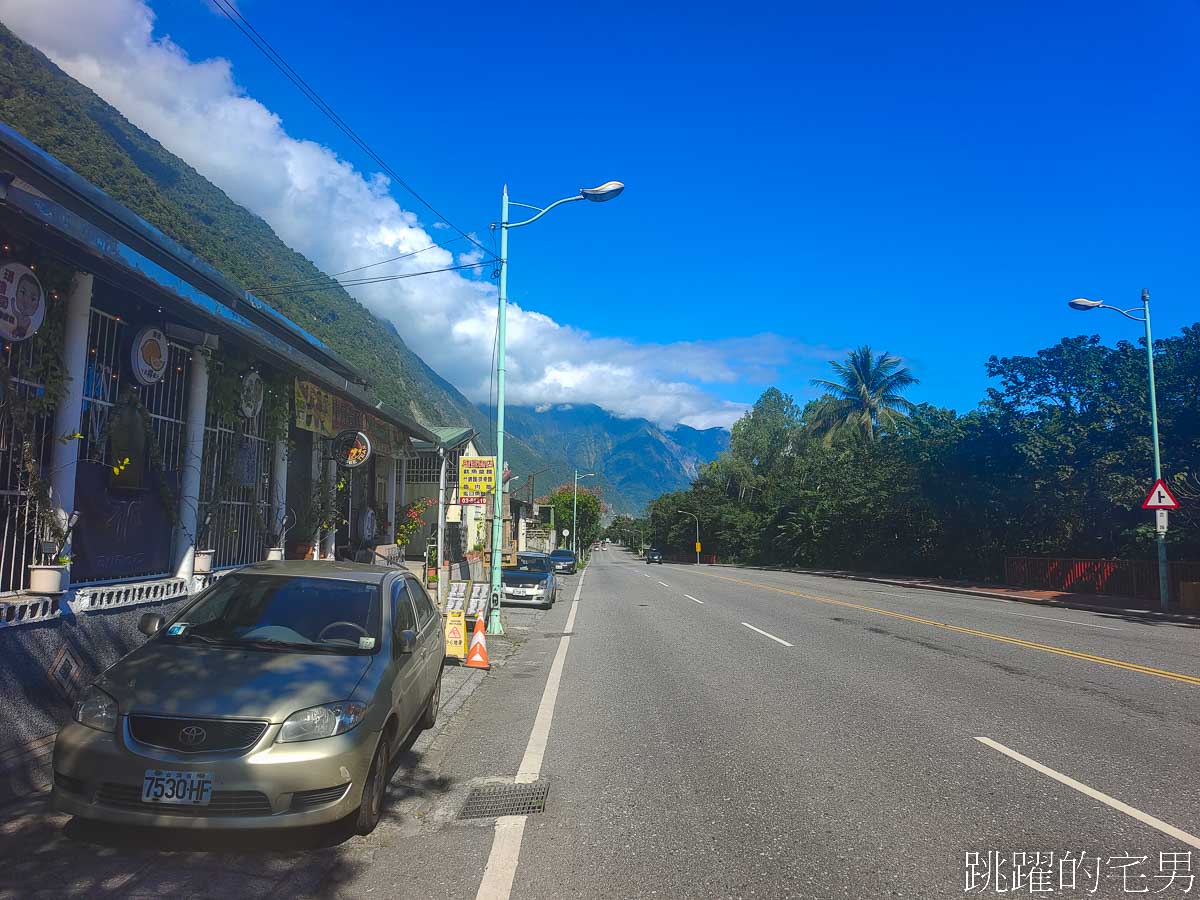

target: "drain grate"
[458,780,550,819]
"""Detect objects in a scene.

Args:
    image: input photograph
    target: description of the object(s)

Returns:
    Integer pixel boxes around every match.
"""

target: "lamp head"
[580,181,624,202]
[1068,298,1104,311]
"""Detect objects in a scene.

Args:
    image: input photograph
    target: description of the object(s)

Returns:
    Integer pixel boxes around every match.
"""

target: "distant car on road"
[502,552,558,608]
[646,548,665,564]
[549,549,577,574]
[52,561,444,836]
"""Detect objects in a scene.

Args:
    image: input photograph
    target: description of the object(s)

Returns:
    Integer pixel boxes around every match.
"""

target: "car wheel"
[355,735,389,835]
[419,670,442,731]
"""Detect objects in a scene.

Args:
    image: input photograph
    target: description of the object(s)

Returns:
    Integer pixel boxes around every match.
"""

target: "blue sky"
[8,0,1197,424]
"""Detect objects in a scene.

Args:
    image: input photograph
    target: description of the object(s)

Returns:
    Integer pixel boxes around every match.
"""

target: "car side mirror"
[396,629,417,655]
[138,612,165,636]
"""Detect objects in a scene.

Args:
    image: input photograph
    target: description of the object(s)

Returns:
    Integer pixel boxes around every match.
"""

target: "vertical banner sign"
[458,456,496,504]
[294,380,334,435]
[444,609,467,659]
[695,541,702,554]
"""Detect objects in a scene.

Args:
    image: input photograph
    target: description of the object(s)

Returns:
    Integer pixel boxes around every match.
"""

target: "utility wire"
[255,262,490,298]
[210,0,496,262]
[250,237,468,294]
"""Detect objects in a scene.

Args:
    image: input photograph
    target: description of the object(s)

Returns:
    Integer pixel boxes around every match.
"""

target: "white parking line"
[685,594,704,604]
[1008,612,1120,631]
[642,573,651,579]
[658,581,669,587]
[976,737,1200,850]
[741,622,793,647]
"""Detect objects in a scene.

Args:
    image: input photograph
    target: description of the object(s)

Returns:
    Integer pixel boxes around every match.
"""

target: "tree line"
[606,326,1200,580]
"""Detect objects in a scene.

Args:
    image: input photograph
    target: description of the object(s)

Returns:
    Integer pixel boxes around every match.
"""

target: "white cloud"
[0,0,826,429]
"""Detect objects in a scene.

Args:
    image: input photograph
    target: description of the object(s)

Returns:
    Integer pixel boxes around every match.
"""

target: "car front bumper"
[52,717,378,829]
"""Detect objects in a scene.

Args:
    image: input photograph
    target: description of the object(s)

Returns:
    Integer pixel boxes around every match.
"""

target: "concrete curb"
[710,563,1200,625]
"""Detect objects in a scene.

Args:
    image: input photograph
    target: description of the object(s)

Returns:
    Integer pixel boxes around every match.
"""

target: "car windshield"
[550,551,574,560]
[506,556,550,573]
[165,573,381,654]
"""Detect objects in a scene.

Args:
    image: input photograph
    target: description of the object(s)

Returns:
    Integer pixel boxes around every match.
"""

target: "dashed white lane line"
[1008,612,1121,631]
[976,737,1200,850]
[658,581,669,587]
[642,573,651,578]
[476,568,588,899]
[685,594,704,604]
[741,622,793,647]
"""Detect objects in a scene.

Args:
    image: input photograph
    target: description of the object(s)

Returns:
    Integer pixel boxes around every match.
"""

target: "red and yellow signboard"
[459,456,496,499]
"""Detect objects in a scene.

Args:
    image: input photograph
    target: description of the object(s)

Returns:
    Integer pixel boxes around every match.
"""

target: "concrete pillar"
[47,272,92,559]
[173,345,211,578]
[384,456,397,544]
[321,458,337,560]
[436,449,447,604]
[271,439,288,548]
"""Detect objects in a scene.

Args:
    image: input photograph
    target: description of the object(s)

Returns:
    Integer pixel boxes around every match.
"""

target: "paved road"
[507,552,1200,899]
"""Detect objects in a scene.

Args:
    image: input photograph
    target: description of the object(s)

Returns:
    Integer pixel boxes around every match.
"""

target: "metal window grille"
[406,451,442,484]
[198,396,272,569]
[0,338,54,594]
[73,308,189,585]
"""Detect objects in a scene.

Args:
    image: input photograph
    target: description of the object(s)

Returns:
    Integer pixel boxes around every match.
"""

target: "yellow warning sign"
[695,541,702,554]
[444,609,467,659]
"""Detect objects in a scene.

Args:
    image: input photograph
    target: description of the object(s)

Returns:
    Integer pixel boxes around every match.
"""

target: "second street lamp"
[1068,288,1170,611]
[680,511,700,566]
[573,471,594,556]
[486,181,624,635]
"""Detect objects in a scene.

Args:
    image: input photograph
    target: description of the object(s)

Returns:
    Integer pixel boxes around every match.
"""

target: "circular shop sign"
[131,326,169,385]
[0,263,45,342]
[332,430,372,468]
[239,371,264,418]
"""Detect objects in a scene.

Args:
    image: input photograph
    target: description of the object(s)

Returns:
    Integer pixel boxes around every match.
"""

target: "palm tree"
[808,346,918,443]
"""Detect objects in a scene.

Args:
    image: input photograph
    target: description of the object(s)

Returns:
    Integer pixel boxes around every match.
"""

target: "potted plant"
[288,472,335,560]
[28,509,80,595]
[193,511,216,573]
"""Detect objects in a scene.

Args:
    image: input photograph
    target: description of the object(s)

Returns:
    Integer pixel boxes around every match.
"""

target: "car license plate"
[141,769,213,805]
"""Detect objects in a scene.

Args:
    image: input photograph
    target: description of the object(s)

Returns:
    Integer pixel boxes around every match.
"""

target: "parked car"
[646,548,665,564]
[501,552,558,608]
[51,561,444,835]
[549,548,577,574]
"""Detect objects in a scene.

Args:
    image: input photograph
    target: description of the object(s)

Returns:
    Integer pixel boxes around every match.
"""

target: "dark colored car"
[549,549,577,574]
[501,552,558,608]
[52,561,444,835]
[646,548,664,564]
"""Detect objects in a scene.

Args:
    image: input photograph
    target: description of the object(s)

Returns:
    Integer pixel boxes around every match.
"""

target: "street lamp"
[680,511,700,566]
[1068,288,1170,611]
[487,181,624,635]
[573,470,594,556]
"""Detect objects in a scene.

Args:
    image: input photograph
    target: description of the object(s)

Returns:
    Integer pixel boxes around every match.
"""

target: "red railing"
[1004,557,1200,605]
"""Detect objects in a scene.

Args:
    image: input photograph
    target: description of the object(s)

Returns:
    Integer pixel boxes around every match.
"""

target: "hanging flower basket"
[28,564,69,594]
[193,549,215,574]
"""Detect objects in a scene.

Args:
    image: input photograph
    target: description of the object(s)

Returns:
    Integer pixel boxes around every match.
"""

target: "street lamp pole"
[680,511,700,566]
[573,470,594,556]
[486,180,624,636]
[1068,289,1170,611]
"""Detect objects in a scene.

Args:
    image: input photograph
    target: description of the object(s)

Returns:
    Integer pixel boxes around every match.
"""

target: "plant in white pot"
[193,511,215,574]
[29,509,80,595]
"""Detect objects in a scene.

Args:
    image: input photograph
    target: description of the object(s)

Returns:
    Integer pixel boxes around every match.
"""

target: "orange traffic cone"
[465,615,490,669]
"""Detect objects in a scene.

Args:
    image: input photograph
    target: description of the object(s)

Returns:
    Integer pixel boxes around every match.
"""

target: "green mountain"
[0,22,569,487]
[499,404,730,514]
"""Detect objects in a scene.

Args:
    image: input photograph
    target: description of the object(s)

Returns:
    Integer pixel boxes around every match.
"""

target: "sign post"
[1142,478,1180,608]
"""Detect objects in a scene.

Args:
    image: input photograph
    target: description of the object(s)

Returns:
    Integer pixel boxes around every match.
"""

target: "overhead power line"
[255,261,490,298]
[249,236,468,294]
[209,0,495,262]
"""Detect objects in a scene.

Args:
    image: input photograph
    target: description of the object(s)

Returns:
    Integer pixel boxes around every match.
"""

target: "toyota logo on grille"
[178,725,207,746]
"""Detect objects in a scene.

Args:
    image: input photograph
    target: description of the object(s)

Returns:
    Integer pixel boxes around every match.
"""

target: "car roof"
[550,549,574,555]
[230,560,401,584]
[517,551,550,558]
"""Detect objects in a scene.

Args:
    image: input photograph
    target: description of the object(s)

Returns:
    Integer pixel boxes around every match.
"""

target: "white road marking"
[976,737,1200,850]
[642,573,651,578]
[476,567,588,900]
[685,594,704,604]
[658,581,669,587]
[1008,612,1120,631]
[741,622,793,647]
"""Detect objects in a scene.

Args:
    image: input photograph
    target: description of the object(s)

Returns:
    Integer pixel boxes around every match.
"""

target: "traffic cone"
[466,615,490,669]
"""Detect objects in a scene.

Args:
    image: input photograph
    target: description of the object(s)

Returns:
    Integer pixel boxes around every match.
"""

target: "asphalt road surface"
[497,551,1200,899]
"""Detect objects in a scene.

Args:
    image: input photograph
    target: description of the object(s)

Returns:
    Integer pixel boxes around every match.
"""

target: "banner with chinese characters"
[459,455,496,498]
[364,415,396,458]
[294,380,334,436]
[333,396,363,434]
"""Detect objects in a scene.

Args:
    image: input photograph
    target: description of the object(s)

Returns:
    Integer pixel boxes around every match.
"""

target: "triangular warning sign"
[447,625,462,641]
[1142,478,1180,510]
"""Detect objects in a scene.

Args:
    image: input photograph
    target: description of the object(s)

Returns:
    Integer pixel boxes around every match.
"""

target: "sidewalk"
[726,565,1200,625]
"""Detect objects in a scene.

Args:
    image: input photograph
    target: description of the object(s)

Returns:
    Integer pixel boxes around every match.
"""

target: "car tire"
[355,735,389,835]
[419,670,442,731]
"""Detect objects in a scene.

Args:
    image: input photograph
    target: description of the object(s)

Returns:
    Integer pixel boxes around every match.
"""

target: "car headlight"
[74,685,118,733]
[278,701,367,743]
[531,584,546,594]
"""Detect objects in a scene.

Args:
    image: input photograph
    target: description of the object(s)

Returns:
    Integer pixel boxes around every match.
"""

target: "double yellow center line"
[699,571,1200,687]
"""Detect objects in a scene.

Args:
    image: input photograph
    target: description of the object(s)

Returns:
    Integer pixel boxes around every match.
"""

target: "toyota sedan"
[52,561,444,834]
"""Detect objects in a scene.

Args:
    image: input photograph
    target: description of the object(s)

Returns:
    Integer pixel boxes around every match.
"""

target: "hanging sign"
[332,429,372,468]
[294,380,334,435]
[1141,478,1180,510]
[459,456,496,497]
[130,327,169,386]
[239,371,264,418]
[0,263,45,342]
